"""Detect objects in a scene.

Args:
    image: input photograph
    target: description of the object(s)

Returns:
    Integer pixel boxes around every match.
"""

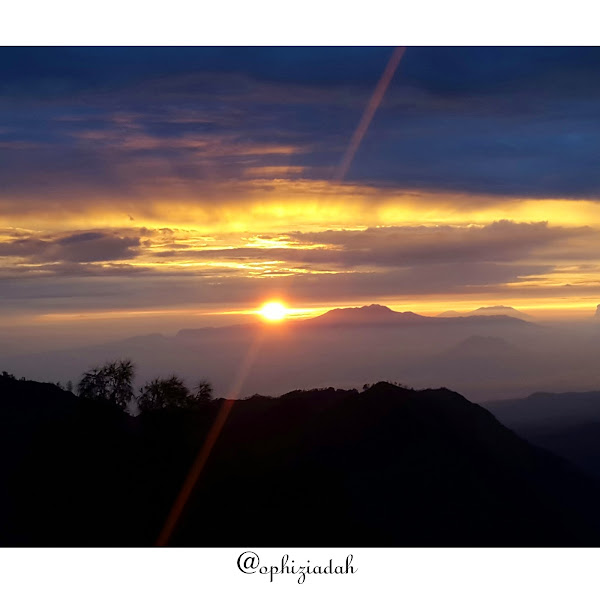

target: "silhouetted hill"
[0,375,144,545]
[3,376,600,546]
[0,377,79,495]
[180,382,600,546]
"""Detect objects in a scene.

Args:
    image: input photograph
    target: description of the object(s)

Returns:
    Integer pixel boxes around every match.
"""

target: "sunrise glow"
[3,47,600,330]
[258,301,288,321]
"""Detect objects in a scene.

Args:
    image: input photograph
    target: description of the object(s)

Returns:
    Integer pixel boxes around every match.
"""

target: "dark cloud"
[0,232,140,263]
[290,221,592,265]
[2,47,600,201]
[151,222,590,268]
[53,232,140,262]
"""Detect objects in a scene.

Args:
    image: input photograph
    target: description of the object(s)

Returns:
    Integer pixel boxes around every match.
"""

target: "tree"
[77,359,135,411]
[137,375,213,413]
[137,375,191,412]
[194,379,213,404]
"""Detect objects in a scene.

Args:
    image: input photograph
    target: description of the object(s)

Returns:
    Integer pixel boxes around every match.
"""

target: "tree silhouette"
[194,379,213,404]
[138,375,191,412]
[78,359,135,410]
[138,375,213,412]
[76,361,212,413]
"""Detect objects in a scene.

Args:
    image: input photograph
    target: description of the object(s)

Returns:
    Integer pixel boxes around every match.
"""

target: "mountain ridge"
[2,376,600,546]
[176,303,534,336]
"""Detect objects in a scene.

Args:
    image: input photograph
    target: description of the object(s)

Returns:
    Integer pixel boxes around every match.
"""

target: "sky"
[2,46,600,340]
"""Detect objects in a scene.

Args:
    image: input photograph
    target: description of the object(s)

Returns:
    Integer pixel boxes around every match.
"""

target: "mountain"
[304,304,533,328]
[470,305,532,319]
[445,335,516,356]
[0,303,540,402]
[307,304,429,326]
[0,374,143,545]
[413,335,533,390]
[595,304,600,318]
[173,304,534,337]
[3,375,600,546]
[436,309,462,318]
[182,382,600,546]
[487,391,600,480]
[519,422,600,480]
[437,305,533,320]
[487,391,600,430]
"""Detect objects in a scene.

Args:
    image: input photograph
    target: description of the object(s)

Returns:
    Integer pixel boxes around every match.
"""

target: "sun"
[259,301,288,322]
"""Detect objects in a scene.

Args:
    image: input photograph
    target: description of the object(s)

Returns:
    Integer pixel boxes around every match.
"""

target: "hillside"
[182,383,600,546]
[2,376,600,546]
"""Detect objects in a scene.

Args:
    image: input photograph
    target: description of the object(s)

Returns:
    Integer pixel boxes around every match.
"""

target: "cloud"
[1,220,583,316]
[1,220,594,287]
[0,231,141,263]
[3,48,600,323]
[148,221,592,269]
[291,221,593,265]
[3,47,600,204]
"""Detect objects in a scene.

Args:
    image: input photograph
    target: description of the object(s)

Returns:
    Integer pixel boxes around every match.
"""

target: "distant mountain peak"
[437,305,532,320]
[436,310,462,318]
[470,306,531,318]
[480,305,512,309]
[363,303,393,312]
[333,304,394,314]
[311,304,427,325]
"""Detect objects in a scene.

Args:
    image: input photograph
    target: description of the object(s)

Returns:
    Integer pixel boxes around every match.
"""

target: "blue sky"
[2,47,600,198]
